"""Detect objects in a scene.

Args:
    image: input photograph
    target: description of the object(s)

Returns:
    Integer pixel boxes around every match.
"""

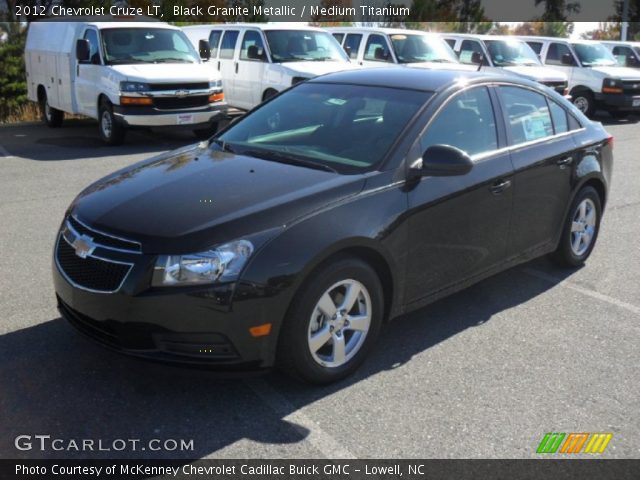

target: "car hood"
[280,60,356,78]
[408,62,477,71]
[71,144,364,254]
[502,65,567,82]
[110,63,217,83]
[589,65,640,79]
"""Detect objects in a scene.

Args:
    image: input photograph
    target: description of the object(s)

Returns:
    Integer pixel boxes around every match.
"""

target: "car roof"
[326,27,440,36]
[308,67,509,92]
[440,33,528,42]
[183,23,328,32]
[34,16,168,29]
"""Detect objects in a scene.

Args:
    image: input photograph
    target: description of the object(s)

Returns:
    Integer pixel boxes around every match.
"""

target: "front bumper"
[595,92,640,111]
[53,236,278,370]
[113,103,228,128]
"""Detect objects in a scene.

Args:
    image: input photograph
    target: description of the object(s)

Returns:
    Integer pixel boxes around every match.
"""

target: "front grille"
[56,237,131,292]
[153,95,210,110]
[68,216,140,253]
[622,80,640,94]
[148,82,209,91]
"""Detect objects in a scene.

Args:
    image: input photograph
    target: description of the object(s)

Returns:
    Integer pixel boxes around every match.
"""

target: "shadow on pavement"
[0,260,575,460]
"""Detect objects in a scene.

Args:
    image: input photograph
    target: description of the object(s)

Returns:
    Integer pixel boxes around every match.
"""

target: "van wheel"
[98,102,126,146]
[551,186,602,267]
[277,256,383,384]
[572,91,595,117]
[262,89,278,102]
[40,93,64,128]
[193,122,218,140]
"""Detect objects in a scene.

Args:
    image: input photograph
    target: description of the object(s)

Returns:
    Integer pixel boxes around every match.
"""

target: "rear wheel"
[572,91,595,117]
[551,186,602,267]
[262,89,278,102]
[277,257,383,384]
[40,91,64,128]
[98,101,126,146]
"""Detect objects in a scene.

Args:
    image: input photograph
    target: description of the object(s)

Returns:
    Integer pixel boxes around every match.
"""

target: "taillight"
[606,135,614,149]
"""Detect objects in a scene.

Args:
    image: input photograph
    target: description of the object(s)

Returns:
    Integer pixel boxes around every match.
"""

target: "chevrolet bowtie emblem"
[72,234,96,259]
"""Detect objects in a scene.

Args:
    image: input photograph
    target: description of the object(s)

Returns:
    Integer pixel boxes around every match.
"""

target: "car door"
[76,27,102,117]
[343,33,363,62]
[361,33,395,67]
[217,29,240,107]
[235,29,268,109]
[496,85,576,257]
[405,85,514,304]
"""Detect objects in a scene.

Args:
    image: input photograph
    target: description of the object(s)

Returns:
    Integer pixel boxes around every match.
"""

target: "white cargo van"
[519,36,640,117]
[440,34,569,94]
[327,27,475,72]
[183,24,354,111]
[25,18,226,144]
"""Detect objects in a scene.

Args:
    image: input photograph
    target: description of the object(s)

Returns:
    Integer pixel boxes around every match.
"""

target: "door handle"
[235,62,238,74]
[556,156,573,167]
[217,61,220,71]
[490,179,512,194]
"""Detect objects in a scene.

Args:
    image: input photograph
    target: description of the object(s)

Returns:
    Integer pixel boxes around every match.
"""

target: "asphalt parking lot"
[0,116,638,460]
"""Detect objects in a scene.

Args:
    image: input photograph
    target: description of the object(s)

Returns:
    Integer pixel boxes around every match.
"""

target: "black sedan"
[53,68,613,384]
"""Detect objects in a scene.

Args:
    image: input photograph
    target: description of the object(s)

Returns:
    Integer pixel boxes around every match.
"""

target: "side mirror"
[561,53,574,66]
[627,54,639,67]
[471,51,484,65]
[247,44,265,61]
[76,39,90,62]
[199,39,211,60]
[374,47,388,61]
[418,145,473,177]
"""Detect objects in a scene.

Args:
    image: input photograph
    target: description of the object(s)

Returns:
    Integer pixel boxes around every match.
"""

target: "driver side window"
[420,87,498,158]
[83,29,101,64]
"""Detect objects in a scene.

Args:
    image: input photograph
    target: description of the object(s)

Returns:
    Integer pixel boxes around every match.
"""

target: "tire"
[262,89,278,102]
[98,101,126,146]
[40,92,64,128]
[277,256,384,384]
[551,186,602,268]
[572,91,595,117]
[193,122,218,140]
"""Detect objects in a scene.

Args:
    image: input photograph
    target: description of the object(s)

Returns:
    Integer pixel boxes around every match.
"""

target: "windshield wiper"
[108,59,149,64]
[241,148,337,173]
[153,58,194,64]
[428,58,455,63]
[211,139,237,153]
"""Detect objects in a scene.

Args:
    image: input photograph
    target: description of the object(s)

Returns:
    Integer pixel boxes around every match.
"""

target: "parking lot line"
[522,268,640,316]
[246,378,356,459]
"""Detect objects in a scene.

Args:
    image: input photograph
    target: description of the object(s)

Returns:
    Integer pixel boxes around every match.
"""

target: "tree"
[611,0,640,40]
[534,0,580,21]
[407,0,489,24]
[0,24,27,122]
[581,22,620,40]
[512,20,574,37]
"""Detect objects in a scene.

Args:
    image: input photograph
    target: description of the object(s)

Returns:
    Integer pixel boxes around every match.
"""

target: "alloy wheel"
[570,198,597,256]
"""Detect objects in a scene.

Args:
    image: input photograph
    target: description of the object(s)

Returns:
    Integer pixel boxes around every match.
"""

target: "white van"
[440,34,568,94]
[327,27,475,72]
[25,18,226,145]
[519,36,640,117]
[183,24,354,111]
[600,40,640,69]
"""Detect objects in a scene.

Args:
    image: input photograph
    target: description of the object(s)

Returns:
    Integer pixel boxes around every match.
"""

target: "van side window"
[344,34,362,60]
[546,43,573,65]
[499,86,554,144]
[208,30,222,58]
[420,87,497,157]
[83,29,101,64]
[364,34,392,62]
[240,30,265,60]
[444,38,456,49]
[458,40,484,64]
[332,33,344,44]
[219,30,239,60]
[612,45,633,66]
[527,42,543,55]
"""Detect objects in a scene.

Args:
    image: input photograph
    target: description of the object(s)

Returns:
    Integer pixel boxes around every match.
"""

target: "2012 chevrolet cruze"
[54,68,613,384]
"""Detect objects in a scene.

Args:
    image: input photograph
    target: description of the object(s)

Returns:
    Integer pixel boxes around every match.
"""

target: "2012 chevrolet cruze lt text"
[54,68,613,384]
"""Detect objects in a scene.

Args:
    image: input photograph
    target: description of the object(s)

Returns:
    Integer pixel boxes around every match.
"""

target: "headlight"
[209,79,223,89]
[120,81,150,92]
[152,240,254,286]
[602,78,623,93]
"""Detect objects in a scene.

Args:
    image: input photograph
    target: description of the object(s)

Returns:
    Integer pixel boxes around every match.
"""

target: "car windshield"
[265,30,348,62]
[485,40,541,66]
[572,43,618,66]
[214,83,431,173]
[389,34,459,64]
[101,28,200,65]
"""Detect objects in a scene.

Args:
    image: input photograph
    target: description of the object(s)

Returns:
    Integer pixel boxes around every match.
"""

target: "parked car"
[440,34,568,94]
[25,18,226,144]
[327,27,475,71]
[600,40,640,69]
[54,68,612,384]
[183,24,354,111]
[519,36,640,117]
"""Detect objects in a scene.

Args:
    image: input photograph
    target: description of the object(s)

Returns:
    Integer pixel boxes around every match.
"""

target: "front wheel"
[572,91,595,117]
[98,102,126,146]
[277,257,384,384]
[551,186,602,267]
